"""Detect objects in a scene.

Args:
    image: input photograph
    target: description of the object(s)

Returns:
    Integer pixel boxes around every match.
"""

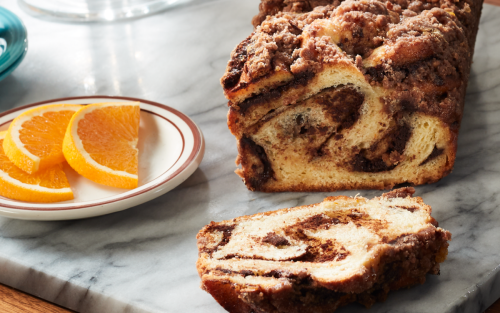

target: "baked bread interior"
[223,0,483,192]
[197,187,451,313]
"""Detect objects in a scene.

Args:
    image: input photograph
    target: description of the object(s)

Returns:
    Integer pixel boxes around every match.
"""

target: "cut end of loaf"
[222,0,483,192]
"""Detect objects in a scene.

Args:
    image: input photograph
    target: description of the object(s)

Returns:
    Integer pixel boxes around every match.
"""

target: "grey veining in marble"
[0,1,499,312]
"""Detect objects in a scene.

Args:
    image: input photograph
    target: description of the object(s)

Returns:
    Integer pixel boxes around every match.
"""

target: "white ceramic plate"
[0,96,205,220]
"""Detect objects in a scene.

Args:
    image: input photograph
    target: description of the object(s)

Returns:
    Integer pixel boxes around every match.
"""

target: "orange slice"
[3,104,82,174]
[0,131,73,203]
[63,102,140,189]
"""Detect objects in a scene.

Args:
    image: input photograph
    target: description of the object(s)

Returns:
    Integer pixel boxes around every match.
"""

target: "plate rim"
[0,7,28,73]
[0,95,204,214]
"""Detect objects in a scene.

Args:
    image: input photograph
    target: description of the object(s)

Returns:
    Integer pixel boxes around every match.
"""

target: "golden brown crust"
[201,279,254,313]
[197,189,452,313]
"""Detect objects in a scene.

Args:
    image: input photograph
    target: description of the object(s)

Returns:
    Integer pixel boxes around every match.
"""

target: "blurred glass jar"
[18,0,195,22]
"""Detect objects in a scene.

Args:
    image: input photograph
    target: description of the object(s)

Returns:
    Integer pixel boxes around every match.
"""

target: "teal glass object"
[0,7,27,77]
[0,44,27,82]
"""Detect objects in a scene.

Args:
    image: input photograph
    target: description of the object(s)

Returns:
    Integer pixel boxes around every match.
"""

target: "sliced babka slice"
[222,0,483,192]
[197,188,451,313]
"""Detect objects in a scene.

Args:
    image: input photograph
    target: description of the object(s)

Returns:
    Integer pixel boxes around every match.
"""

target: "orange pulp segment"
[3,104,82,174]
[0,131,73,203]
[63,102,140,189]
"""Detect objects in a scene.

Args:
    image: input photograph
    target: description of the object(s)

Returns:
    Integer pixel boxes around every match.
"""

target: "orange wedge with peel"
[63,102,140,189]
[0,131,73,203]
[3,104,82,174]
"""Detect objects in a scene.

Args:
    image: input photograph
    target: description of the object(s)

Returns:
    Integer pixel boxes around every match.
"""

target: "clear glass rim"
[17,0,197,23]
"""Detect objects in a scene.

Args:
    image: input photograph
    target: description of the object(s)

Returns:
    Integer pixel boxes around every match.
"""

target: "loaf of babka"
[222,0,483,192]
[197,188,451,313]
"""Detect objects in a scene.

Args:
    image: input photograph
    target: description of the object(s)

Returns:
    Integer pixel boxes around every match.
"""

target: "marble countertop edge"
[0,254,149,313]
[446,265,500,313]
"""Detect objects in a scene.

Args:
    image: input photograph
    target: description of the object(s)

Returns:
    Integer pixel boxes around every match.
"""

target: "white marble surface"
[0,1,499,312]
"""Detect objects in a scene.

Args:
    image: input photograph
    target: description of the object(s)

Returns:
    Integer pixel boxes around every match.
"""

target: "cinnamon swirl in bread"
[223,0,483,192]
[197,188,451,313]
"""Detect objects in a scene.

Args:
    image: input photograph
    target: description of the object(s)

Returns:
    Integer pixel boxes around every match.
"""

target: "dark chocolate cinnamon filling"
[309,85,365,157]
[221,35,252,90]
[238,71,315,115]
[394,205,419,213]
[294,242,350,263]
[352,123,412,172]
[202,224,236,255]
[262,232,290,246]
[291,214,345,230]
[239,137,275,189]
[317,85,365,130]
